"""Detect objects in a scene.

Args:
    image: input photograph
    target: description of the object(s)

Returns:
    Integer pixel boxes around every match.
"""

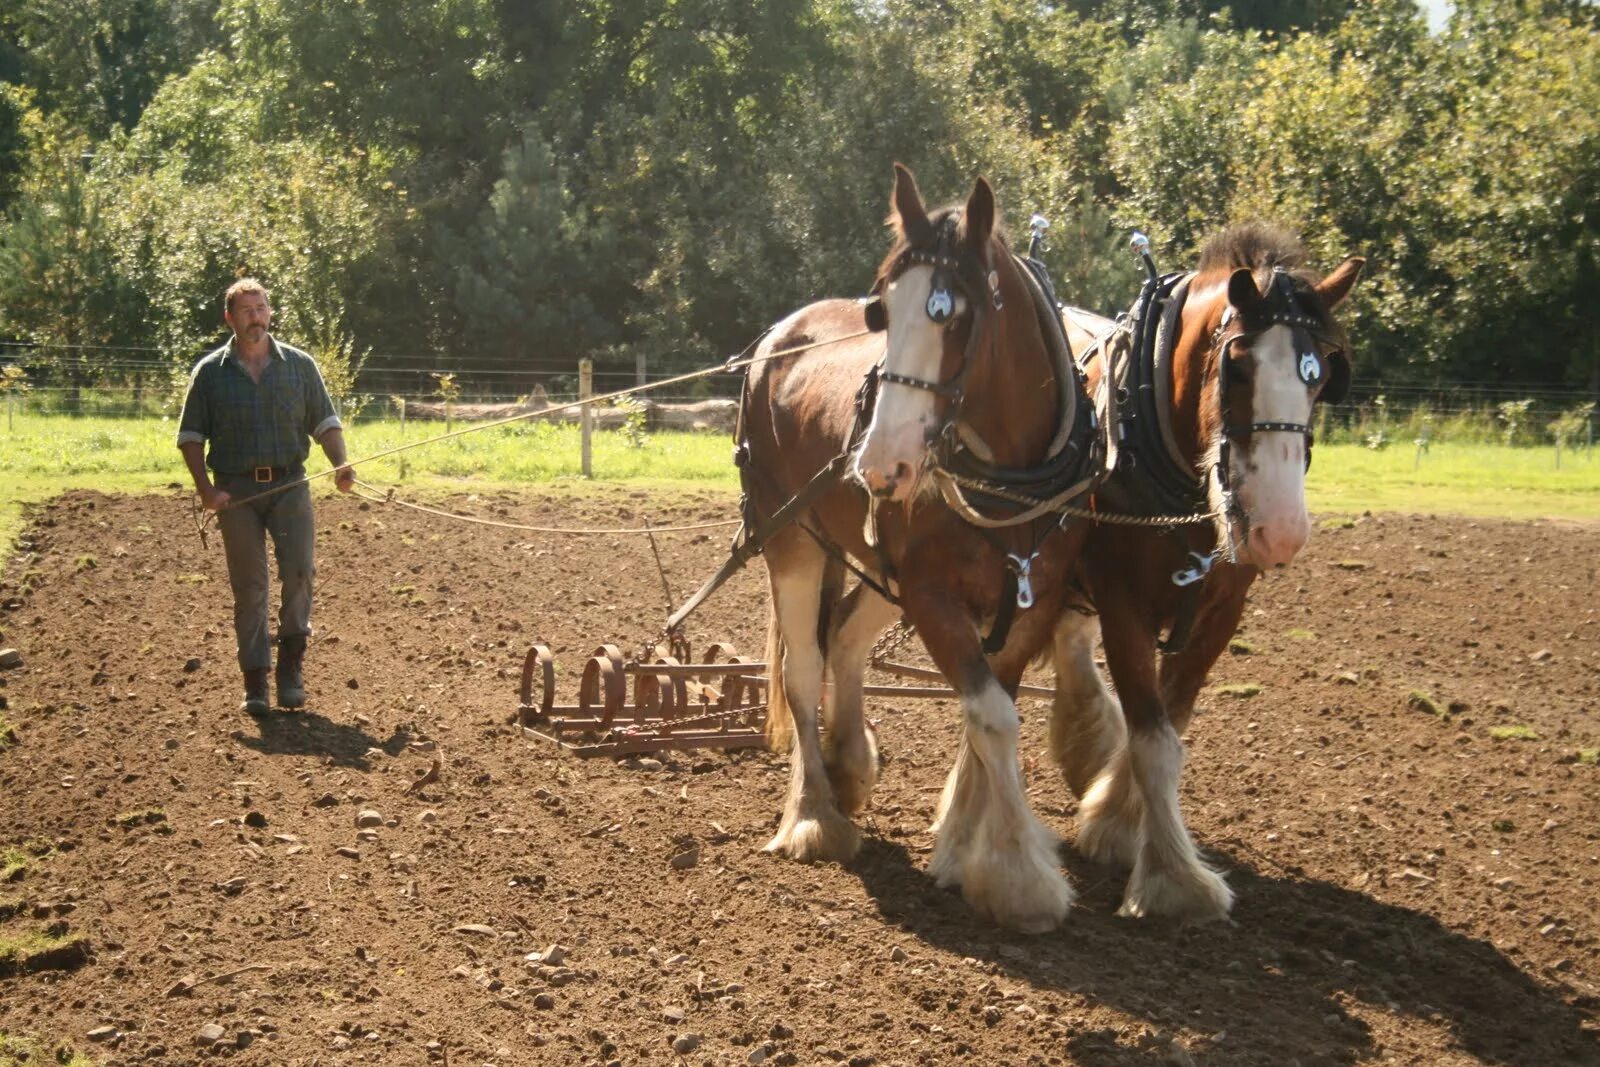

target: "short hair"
[225,278,271,314]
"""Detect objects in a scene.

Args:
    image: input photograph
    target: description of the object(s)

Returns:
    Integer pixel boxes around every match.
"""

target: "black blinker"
[862,295,887,333]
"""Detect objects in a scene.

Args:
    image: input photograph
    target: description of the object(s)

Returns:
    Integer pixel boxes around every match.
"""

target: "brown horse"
[1051,222,1363,919]
[744,164,1095,932]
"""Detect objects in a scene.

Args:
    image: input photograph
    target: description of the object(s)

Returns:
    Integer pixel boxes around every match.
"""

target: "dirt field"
[1,489,1597,1066]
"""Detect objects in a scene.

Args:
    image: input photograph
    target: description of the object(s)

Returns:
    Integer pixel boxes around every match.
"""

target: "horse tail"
[764,603,793,753]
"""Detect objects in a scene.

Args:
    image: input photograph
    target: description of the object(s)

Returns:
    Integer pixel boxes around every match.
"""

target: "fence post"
[397,398,408,481]
[636,351,647,389]
[579,358,594,479]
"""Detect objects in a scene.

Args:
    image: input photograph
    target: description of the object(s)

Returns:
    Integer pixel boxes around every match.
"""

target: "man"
[176,278,355,715]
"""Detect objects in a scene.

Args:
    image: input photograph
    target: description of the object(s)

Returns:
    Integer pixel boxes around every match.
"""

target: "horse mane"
[1196,220,1307,278]
[1196,220,1345,338]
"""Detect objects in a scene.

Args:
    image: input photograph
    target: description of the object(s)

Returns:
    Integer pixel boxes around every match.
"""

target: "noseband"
[1212,267,1333,491]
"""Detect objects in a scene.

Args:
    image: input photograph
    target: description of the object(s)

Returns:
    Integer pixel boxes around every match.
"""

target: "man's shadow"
[849,837,1598,1066]
[232,708,410,770]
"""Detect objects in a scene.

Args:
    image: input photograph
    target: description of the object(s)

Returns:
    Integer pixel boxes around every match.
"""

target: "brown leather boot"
[240,669,270,716]
[276,635,307,709]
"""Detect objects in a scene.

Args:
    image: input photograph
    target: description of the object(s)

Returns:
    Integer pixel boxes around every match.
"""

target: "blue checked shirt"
[176,337,342,474]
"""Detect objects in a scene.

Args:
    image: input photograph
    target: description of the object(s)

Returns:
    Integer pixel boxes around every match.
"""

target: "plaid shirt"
[176,337,341,473]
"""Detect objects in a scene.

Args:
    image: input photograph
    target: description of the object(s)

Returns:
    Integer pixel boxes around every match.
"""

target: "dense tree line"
[0,0,1596,399]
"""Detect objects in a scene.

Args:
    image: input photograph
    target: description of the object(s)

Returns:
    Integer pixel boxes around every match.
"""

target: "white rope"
[349,480,740,536]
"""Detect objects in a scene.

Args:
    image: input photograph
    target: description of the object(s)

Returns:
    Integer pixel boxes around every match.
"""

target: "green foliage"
[1497,399,1535,446]
[1406,689,1443,718]
[1489,724,1538,741]
[0,0,1594,399]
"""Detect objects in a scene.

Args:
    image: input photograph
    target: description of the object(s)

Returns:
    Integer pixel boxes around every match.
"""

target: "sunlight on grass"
[1308,442,1600,520]
[4,415,1597,581]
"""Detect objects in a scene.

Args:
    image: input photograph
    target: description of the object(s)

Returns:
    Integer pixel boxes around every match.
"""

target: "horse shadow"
[231,709,410,770]
[847,837,1599,1066]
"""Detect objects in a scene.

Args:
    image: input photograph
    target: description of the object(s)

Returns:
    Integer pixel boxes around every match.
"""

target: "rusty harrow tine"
[515,638,1051,757]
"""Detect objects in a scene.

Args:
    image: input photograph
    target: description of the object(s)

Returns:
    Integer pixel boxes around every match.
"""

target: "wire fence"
[2,342,1596,452]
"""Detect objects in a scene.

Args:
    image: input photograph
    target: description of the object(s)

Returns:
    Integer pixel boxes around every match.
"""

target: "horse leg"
[821,583,899,816]
[1047,605,1126,800]
[1159,568,1253,735]
[919,604,1072,933]
[762,534,860,863]
[1095,598,1232,920]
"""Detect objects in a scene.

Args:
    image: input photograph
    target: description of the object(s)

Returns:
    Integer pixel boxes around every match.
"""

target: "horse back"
[744,299,883,494]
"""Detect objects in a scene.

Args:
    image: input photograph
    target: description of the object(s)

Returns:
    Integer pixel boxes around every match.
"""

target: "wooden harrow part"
[515,637,1054,758]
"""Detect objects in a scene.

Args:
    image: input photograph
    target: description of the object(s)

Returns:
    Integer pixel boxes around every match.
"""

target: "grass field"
[2,412,1597,579]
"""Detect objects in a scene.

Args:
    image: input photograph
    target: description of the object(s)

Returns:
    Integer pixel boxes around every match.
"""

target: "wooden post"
[635,350,647,388]
[397,398,408,481]
[579,359,594,479]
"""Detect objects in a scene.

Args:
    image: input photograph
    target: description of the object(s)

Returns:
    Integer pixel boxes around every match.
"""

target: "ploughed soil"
[1,489,1597,1066]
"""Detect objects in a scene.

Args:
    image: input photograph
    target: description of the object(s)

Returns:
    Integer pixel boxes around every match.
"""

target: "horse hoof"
[1118,862,1233,921]
[969,868,1074,934]
[1075,815,1141,868]
[763,814,861,864]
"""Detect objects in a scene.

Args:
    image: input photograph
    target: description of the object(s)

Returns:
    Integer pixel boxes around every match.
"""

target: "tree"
[0,148,143,407]
[438,127,621,373]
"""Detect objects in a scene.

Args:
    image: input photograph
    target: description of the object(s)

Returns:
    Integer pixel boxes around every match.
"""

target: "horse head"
[854,164,1008,503]
[1188,226,1363,569]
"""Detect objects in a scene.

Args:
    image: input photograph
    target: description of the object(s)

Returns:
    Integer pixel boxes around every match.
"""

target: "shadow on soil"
[231,710,410,769]
[849,838,1599,1066]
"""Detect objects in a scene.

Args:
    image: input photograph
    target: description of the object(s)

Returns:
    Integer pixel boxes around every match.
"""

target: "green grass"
[0,713,14,749]
[1489,724,1539,741]
[1578,748,1598,766]
[0,1031,97,1067]
[4,415,1598,581]
[0,413,738,579]
[1216,682,1262,698]
[1307,442,1600,520]
[0,847,27,882]
[1406,689,1444,718]
[0,929,86,968]
[111,808,166,828]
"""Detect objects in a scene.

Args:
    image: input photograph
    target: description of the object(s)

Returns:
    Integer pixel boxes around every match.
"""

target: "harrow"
[515,635,1054,758]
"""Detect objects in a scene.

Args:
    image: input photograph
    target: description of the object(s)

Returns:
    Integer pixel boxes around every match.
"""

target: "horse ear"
[1227,267,1264,316]
[1316,256,1365,310]
[964,176,995,252]
[890,163,930,241]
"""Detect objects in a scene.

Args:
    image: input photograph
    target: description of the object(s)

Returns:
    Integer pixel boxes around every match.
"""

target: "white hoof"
[936,817,1073,933]
[1075,770,1143,868]
[1119,857,1234,921]
[763,809,861,864]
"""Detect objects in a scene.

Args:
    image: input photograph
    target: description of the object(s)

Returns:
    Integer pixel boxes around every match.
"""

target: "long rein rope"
[191,329,872,541]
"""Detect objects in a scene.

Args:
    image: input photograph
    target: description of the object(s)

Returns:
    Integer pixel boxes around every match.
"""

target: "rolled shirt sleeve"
[303,357,342,440]
[176,359,211,447]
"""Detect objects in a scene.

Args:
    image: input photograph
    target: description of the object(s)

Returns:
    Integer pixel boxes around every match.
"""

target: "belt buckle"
[253,466,273,483]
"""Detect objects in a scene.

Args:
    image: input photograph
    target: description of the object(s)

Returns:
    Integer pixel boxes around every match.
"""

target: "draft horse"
[1052,223,1364,919]
[741,164,1097,932]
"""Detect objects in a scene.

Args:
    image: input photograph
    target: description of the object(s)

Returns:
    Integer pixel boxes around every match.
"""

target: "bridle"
[860,212,1006,454]
[1211,266,1342,492]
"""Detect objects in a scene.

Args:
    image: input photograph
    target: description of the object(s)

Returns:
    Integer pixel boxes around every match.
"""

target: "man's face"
[226,292,272,343]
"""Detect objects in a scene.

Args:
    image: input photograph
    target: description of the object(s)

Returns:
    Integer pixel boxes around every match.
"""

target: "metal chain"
[868,618,917,665]
[941,470,1218,528]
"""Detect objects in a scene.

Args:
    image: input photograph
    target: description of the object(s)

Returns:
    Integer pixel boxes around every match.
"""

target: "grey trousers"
[215,474,315,672]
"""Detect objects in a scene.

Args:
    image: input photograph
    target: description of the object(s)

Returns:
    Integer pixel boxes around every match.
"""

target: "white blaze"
[1231,325,1313,569]
[854,265,965,501]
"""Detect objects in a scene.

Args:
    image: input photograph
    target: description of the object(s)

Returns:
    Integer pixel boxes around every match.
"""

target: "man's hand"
[334,465,355,493]
[199,486,232,512]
